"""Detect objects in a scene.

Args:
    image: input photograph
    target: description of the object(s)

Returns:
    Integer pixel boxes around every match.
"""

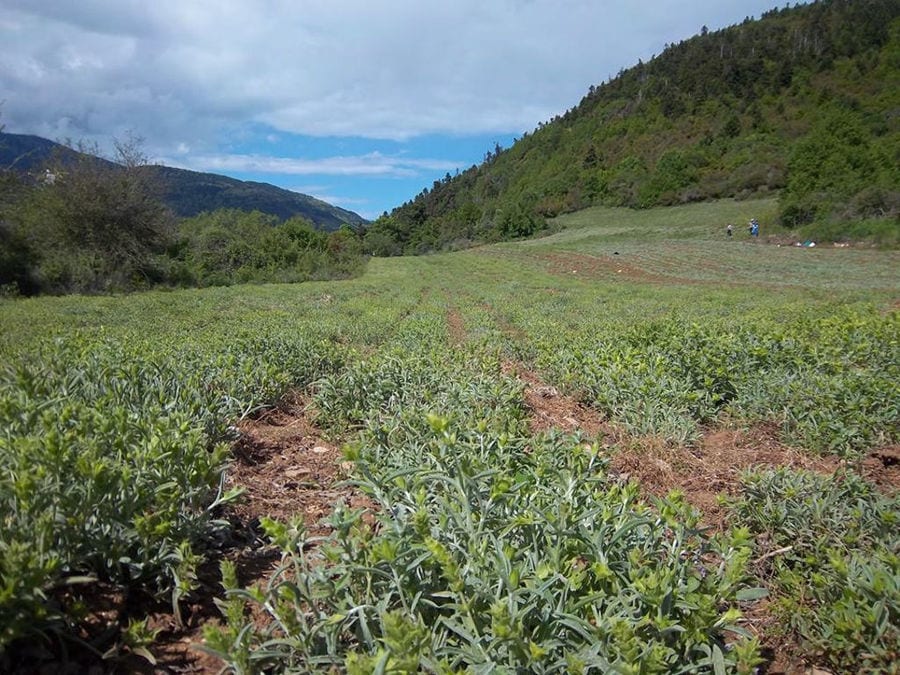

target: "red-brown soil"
[609,425,845,531]
[146,397,363,672]
[539,250,699,285]
[228,396,363,529]
[503,361,613,440]
[859,444,900,494]
[446,308,467,346]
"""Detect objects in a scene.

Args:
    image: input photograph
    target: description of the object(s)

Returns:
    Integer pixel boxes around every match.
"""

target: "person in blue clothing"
[749,218,759,237]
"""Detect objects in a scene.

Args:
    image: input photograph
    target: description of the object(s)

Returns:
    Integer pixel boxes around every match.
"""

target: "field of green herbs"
[1,200,897,673]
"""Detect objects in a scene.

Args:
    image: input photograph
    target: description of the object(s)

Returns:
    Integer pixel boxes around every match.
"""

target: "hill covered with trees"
[365,0,899,255]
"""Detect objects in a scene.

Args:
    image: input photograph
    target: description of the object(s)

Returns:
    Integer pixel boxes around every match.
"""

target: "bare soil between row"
[15,368,897,673]
[169,372,895,673]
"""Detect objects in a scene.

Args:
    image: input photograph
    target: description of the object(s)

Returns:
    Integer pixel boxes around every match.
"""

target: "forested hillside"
[366,0,899,255]
[150,165,366,229]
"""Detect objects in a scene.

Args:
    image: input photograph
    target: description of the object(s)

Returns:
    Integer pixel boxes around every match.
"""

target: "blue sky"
[195,127,521,219]
[1,1,788,221]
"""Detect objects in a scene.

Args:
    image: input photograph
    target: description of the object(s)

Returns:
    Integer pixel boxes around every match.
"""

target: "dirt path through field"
[228,396,363,529]
[446,307,467,346]
[501,360,611,439]
[123,396,365,673]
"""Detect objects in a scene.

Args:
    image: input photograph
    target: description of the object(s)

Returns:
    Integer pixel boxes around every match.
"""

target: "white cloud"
[300,191,371,208]
[159,151,460,178]
[1,0,785,146]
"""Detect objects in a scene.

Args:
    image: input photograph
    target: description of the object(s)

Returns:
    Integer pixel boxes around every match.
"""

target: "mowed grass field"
[1,199,898,673]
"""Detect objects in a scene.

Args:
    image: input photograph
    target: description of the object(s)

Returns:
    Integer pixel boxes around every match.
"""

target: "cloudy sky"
[1,1,784,219]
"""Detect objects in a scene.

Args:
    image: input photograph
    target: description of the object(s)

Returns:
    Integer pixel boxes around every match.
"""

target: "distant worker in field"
[749,218,759,237]
[726,223,733,237]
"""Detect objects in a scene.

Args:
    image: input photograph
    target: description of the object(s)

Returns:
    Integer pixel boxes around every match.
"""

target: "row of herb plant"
[0,328,345,653]
[205,314,766,673]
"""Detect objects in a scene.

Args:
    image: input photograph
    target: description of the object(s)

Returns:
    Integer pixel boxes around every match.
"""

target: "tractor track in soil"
[8,395,363,674]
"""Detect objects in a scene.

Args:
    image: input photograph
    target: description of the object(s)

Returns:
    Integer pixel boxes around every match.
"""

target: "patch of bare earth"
[538,251,700,285]
[135,396,363,672]
[145,396,366,673]
[610,425,844,532]
[860,444,900,494]
[609,427,899,675]
[503,361,612,440]
[446,307,467,346]
[228,396,359,529]
[608,428,829,675]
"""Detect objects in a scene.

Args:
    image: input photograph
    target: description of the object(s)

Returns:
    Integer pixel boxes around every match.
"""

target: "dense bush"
[0,121,368,295]
[173,209,365,287]
[1,139,175,294]
[0,159,367,295]
[530,311,899,455]
[0,328,345,652]
[779,106,899,228]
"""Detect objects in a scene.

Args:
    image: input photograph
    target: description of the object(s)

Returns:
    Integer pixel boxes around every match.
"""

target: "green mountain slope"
[147,165,366,230]
[367,0,899,254]
[0,132,367,230]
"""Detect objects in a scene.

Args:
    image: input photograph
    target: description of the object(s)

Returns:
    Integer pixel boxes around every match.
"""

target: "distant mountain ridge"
[0,132,367,231]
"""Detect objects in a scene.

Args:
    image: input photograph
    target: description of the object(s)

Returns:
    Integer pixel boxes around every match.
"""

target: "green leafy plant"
[730,468,899,672]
